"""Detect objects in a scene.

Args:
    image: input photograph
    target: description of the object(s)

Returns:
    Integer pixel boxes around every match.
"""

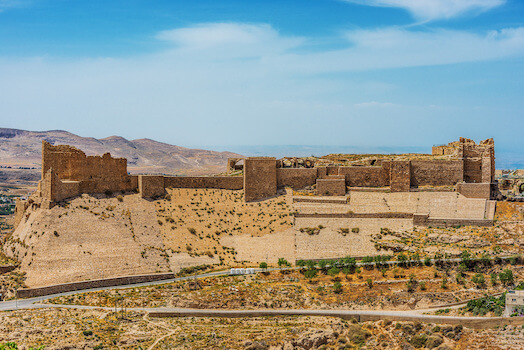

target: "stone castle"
[15,137,497,229]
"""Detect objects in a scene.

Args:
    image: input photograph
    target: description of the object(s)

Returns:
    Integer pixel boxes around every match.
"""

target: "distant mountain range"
[0,128,242,175]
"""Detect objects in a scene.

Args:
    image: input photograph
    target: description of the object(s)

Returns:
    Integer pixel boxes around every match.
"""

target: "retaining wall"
[17,272,177,298]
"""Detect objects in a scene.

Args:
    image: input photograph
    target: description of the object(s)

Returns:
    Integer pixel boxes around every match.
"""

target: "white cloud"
[296,26,524,72]
[354,101,400,108]
[0,0,31,12]
[342,0,505,21]
[0,22,523,147]
[156,22,303,56]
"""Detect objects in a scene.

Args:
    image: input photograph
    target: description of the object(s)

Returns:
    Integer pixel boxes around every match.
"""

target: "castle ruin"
[15,138,497,230]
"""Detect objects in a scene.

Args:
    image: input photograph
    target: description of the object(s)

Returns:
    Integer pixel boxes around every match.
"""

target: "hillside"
[4,189,294,287]
[0,128,241,175]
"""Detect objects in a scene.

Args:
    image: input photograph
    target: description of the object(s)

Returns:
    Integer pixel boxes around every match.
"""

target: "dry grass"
[157,188,292,262]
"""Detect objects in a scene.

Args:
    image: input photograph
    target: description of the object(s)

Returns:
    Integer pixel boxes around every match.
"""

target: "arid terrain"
[1,308,523,349]
[0,128,242,176]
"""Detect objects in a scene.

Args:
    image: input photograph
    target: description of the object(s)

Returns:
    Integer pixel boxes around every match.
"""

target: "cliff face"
[0,128,241,175]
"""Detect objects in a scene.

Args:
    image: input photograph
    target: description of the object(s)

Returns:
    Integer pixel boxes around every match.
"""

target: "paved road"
[0,269,232,312]
[0,258,516,328]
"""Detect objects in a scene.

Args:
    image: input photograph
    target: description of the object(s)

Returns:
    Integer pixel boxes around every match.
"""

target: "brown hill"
[0,128,241,175]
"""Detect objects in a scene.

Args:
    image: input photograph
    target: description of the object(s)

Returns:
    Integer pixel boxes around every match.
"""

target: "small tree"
[397,253,408,267]
[441,277,448,289]
[305,269,318,280]
[499,269,514,285]
[328,267,340,277]
[406,274,417,292]
[471,273,485,288]
[366,278,373,289]
[424,257,431,266]
[333,281,343,294]
[278,258,290,268]
[460,250,473,270]
[306,260,317,270]
[259,262,268,270]
[490,273,498,286]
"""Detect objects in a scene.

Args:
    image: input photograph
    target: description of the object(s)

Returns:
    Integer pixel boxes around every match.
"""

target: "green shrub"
[333,281,343,293]
[410,334,427,348]
[465,294,505,316]
[259,262,268,270]
[305,269,318,280]
[83,330,93,336]
[362,256,374,264]
[366,278,373,288]
[499,269,514,285]
[424,257,431,266]
[328,267,340,277]
[278,258,291,267]
[471,273,485,288]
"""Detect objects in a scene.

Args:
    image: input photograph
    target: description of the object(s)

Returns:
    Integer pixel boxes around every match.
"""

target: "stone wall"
[13,199,28,229]
[138,175,165,198]
[337,166,389,187]
[244,157,277,202]
[17,272,177,298]
[457,182,491,199]
[463,159,482,183]
[39,141,137,203]
[316,178,346,196]
[276,168,318,189]
[413,214,492,227]
[164,176,244,190]
[42,141,128,182]
[390,161,411,192]
[410,160,463,187]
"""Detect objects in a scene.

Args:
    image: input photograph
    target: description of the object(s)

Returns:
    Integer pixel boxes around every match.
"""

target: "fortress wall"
[14,199,28,229]
[390,161,411,192]
[462,144,485,158]
[41,141,136,201]
[337,166,389,187]
[316,178,346,196]
[244,157,277,202]
[410,160,463,187]
[432,145,457,156]
[138,175,165,198]
[457,183,491,199]
[276,168,318,189]
[164,176,244,190]
[464,159,483,183]
[42,141,128,181]
[482,152,494,183]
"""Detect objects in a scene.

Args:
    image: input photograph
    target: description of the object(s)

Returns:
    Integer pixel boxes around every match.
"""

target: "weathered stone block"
[138,175,165,198]
[316,178,346,196]
[244,157,277,202]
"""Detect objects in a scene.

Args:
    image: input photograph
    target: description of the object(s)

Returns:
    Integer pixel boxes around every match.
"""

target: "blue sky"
[0,0,523,165]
